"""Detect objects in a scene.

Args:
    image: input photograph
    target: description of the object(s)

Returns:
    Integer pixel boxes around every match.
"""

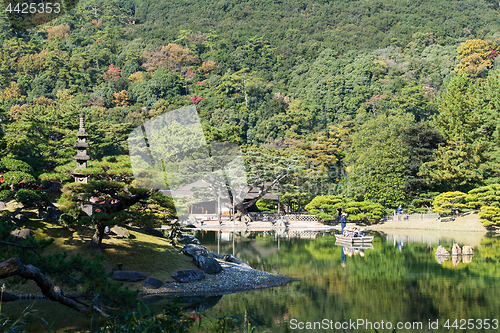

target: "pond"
[4,229,500,332]
[187,229,500,332]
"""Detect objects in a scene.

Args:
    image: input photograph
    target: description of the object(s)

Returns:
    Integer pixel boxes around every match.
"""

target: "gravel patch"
[140,261,292,297]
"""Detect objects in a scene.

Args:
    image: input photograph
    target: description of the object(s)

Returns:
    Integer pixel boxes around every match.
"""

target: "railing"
[248,212,280,221]
[380,212,440,222]
[285,214,323,223]
[247,212,323,223]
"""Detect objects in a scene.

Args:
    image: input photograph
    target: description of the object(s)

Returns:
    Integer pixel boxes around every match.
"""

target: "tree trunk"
[234,203,249,221]
[89,222,105,249]
[0,258,93,314]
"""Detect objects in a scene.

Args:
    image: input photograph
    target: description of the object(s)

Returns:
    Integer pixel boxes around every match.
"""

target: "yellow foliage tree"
[45,24,71,40]
[112,90,129,107]
[141,43,199,73]
[128,71,144,84]
[56,89,74,103]
[0,81,25,101]
[455,39,499,78]
[198,60,217,76]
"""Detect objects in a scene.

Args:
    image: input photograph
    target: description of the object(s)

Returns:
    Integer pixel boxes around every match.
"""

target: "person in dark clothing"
[341,246,346,267]
[340,213,347,233]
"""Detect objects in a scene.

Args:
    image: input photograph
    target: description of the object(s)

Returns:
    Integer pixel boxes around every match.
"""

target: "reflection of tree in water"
[194,232,500,332]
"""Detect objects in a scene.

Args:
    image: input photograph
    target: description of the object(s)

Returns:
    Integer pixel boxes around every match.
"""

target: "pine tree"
[420,73,487,191]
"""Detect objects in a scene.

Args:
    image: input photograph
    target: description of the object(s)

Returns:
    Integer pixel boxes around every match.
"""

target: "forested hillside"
[1,0,500,218]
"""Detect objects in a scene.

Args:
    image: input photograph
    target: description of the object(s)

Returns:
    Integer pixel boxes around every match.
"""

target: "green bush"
[2,171,35,187]
[256,199,277,213]
[0,159,33,173]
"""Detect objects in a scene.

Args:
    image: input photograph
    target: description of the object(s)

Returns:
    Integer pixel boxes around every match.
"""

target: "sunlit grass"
[7,215,196,293]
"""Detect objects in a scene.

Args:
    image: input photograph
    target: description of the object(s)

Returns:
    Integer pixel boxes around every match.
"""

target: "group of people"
[342,226,366,238]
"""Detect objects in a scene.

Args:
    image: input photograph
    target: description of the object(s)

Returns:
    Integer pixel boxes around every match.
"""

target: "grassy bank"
[6,214,196,294]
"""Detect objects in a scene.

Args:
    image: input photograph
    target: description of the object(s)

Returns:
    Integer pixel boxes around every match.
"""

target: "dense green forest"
[2,0,500,329]
[0,0,500,220]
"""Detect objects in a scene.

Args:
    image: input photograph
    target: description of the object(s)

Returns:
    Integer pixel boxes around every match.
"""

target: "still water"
[4,230,500,332]
[188,229,500,332]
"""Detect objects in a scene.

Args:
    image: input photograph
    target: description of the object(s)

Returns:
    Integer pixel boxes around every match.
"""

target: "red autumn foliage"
[103,64,122,82]
[190,96,205,104]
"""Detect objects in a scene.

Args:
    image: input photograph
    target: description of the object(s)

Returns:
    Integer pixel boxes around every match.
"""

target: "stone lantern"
[72,113,90,183]
[72,113,92,215]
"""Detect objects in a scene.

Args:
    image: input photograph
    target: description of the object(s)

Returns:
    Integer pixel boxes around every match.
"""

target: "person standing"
[397,205,403,215]
[340,213,347,233]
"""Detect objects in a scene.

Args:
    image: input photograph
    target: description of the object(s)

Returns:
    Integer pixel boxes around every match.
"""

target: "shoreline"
[140,261,293,297]
[190,212,495,234]
[367,213,490,233]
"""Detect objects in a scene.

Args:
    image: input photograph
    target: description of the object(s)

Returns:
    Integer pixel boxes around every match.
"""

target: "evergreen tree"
[420,73,487,191]
[344,113,413,207]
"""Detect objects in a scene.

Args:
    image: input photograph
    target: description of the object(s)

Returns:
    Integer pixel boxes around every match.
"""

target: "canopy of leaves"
[467,184,500,227]
[432,191,469,214]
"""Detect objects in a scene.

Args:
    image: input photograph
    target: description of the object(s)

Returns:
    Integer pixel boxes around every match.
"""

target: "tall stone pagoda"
[72,113,93,216]
[72,113,90,183]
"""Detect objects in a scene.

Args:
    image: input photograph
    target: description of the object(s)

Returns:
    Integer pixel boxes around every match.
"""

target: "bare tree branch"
[0,258,109,317]
[0,241,41,258]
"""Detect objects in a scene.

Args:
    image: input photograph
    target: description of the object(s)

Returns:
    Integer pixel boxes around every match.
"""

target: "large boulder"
[462,245,474,255]
[142,277,164,289]
[452,243,462,256]
[176,234,200,245]
[208,252,225,259]
[181,244,208,257]
[10,228,34,241]
[193,255,223,274]
[435,245,450,256]
[223,254,251,268]
[172,270,205,283]
[110,226,130,238]
[141,228,165,238]
[111,270,146,282]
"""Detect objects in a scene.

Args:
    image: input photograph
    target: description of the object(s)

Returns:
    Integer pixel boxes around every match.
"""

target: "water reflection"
[5,230,499,332]
[190,230,500,332]
[335,242,373,267]
[435,243,475,266]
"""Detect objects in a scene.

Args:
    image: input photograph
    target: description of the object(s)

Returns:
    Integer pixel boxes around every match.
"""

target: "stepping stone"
[142,277,164,289]
[111,270,146,282]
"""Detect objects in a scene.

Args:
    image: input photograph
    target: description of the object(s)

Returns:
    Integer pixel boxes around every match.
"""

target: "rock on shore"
[141,261,292,296]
